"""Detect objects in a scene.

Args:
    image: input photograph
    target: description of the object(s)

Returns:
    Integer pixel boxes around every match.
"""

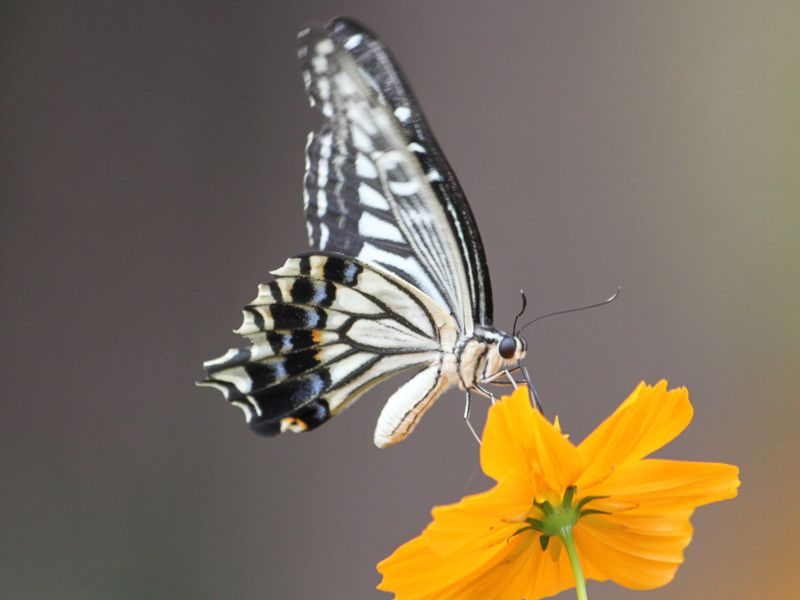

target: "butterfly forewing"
[299,18,493,332]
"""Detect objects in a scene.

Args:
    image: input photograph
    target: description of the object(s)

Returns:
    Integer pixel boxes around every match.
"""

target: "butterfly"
[198,17,537,447]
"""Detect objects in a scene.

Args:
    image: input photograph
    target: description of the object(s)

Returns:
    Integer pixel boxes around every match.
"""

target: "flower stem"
[559,525,588,600]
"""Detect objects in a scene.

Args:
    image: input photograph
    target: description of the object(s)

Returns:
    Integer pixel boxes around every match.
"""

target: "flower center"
[510,486,608,551]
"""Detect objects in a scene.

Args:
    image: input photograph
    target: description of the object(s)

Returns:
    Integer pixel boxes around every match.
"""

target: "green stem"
[559,525,588,600]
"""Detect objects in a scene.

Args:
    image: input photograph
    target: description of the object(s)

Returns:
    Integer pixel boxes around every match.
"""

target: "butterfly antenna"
[512,290,528,334]
[518,287,621,333]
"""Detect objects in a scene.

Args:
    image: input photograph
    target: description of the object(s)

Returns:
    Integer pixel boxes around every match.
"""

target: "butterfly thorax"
[455,326,525,390]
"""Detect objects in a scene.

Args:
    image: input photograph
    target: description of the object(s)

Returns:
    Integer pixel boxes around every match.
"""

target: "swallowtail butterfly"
[199,17,534,447]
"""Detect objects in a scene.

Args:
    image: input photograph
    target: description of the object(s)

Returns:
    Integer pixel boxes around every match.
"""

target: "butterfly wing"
[299,18,493,332]
[198,253,458,446]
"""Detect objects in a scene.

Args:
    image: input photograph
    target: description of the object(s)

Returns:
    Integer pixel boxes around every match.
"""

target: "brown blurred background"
[2,2,798,598]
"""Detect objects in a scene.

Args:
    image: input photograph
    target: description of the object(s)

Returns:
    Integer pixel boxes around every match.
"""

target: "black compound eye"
[498,337,517,360]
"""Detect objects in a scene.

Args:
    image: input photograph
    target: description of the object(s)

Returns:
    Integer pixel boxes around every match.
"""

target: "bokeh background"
[3,2,798,598]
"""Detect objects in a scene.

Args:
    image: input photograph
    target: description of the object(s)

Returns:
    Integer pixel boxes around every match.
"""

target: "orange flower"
[377,382,740,599]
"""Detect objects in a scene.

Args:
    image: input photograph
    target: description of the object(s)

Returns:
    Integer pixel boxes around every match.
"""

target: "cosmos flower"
[377,382,740,599]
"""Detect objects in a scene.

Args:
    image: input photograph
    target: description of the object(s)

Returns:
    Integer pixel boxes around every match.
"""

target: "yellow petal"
[574,459,739,590]
[583,458,740,513]
[523,538,584,599]
[576,515,690,590]
[379,525,581,600]
[481,386,584,493]
[436,535,538,599]
[577,381,693,486]
[424,475,532,557]
[377,523,530,599]
[445,535,578,600]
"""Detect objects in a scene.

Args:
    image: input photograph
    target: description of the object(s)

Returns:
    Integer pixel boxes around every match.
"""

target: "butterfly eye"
[498,337,517,360]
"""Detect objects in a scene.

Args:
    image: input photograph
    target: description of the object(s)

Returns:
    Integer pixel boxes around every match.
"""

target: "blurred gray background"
[3,2,798,598]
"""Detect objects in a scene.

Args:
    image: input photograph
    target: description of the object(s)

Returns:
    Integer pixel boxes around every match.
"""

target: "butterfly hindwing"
[199,253,456,442]
[298,18,493,332]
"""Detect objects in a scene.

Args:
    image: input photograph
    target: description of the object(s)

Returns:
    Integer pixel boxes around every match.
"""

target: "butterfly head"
[479,291,530,382]
[480,330,527,381]
[474,329,528,390]
[495,290,529,363]
[498,334,526,361]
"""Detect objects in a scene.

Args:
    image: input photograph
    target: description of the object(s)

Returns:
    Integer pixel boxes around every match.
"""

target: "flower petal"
[577,381,692,486]
[575,459,739,590]
[583,458,740,513]
[445,535,579,600]
[424,476,532,557]
[523,537,583,599]
[377,523,530,599]
[437,534,538,599]
[576,514,691,590]
[482,386,583,494]
[379,526,580,600]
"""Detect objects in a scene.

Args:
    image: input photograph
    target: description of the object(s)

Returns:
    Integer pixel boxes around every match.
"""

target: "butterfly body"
[199,18,528,446]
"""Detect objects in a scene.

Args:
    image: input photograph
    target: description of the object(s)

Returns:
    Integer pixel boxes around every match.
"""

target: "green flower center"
[510,486,608,551]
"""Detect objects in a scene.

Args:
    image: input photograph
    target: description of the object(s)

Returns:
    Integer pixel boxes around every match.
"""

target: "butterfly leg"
[479,366,544,413]
[472,384,497,404]
[515,362,544,414]
[463,391,481,445]
[481,367,525,389]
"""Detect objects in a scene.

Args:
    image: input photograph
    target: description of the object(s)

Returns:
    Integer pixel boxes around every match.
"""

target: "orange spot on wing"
[280,417,308,433]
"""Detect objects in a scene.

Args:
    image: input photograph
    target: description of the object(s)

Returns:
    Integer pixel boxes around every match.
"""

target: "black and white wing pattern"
[299,18,493,333]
